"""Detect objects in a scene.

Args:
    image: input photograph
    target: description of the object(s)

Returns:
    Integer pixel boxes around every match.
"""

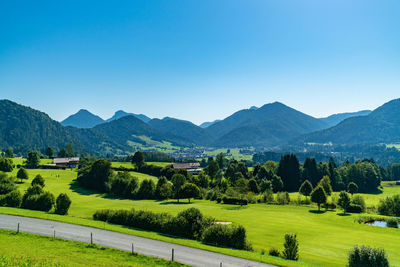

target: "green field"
[204,148,254,161]
[2,168,400,267]
[0,229,186,267]
[111,161,171,168]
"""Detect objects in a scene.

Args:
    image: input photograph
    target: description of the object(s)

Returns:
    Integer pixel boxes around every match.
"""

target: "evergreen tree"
[278,154,301,192]
[282,233,299,261]
[45,147,54,159]
[4,148,13,158]
[0,157,14,172]
[303,158,319,186]
[318,175,333,196]
[248,178,259,193]
[337,191,351,214]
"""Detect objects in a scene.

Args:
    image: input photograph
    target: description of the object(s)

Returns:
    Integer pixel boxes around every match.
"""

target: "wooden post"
[220,262,222,267]
[17,223,19,233]
[90,232,93,244]
[171,248,174,261]
[131,243,134,254]
[53,230,55,238]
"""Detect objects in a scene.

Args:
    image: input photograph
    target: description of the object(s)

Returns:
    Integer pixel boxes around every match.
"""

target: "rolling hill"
[300,98,400,145]
[319,110,371,127]
[148,117,214,145]
[206,102,328,147]
[61,109,105,128]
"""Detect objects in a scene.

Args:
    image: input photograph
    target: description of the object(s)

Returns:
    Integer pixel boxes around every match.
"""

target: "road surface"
[0,214,274,267]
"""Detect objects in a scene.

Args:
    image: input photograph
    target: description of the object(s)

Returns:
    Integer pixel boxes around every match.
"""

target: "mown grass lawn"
[3,168,400,267]
[0,229,186,267]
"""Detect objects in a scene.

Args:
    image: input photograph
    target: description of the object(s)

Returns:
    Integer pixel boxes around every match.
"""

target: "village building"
[171,162,202,174]
[52,157,80,168]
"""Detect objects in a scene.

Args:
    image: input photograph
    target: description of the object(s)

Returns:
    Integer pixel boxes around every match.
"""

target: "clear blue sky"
[1,0,399,125]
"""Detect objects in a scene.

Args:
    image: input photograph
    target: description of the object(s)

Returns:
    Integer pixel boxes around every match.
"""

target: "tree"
[55,193,71,215]
[25,151,40,169]
[155,177,172,199]
[0,172,16,194]
[282,233,299,261]
[136,179,155,199]
[0,157,14,172]
[45,147,54,159]
[181,183,200,203]
[31,174,45,187]
[348,182,358,196]
[65,144,75,157]
[248,179,259,193]
[193,172,210,189]
[215,152,227,169]
[318,175,333,196]
[299,180,313,199]
[207,160,220,178]
[4,148,14,158]
[58,148,67,158]
[17,168,29,183]
[278,154,301,192]
[131,151,145,169]
[311,186,327,211]
[337,191,351,214]
[77,159,113,192]
[171,174,186,202]
[303,158,319,186]
[348,245,389,267]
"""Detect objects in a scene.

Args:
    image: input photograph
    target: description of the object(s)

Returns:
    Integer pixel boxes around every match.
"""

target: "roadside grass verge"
[0,229,186,267]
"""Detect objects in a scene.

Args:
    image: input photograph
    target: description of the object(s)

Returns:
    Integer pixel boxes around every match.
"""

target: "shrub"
[0,157,14,172]
[0,190,22,207]
[31,174,45,187]
[378,195,400,217]
[323,201,337,210]
[282,233,299,261]
[348,245,389,267]
[347,204,363,213]
[338,191,351,213]
[268,248,281,257]
[311,185,327,211]
[276,192,290,205]
[261,190,274,203]
[386,218,398,228]
[55,193,71,215]
[222,196,247,205]
[0,172,16,194]
[351,195,366,212]
[201,224,250,250]
[22,185,54,212]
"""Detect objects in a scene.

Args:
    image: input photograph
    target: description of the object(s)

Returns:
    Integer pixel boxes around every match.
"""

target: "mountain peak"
[61,109,104,128]
[107,110,151,123]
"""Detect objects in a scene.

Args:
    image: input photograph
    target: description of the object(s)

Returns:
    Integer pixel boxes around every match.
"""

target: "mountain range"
[1,98,398,155]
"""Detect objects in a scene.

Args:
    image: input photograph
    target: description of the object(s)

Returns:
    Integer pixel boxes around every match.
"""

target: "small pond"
[366,221,398,228]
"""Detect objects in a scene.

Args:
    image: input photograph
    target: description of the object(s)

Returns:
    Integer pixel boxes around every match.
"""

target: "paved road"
[0,214,274,267]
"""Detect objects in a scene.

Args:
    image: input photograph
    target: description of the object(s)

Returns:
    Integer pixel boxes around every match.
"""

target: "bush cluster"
[378,195,400,217]
[21,185,55,212]
[93,207,250,250]
[0,190,22,207]
[348,245,390,267]
[222,196,248,205]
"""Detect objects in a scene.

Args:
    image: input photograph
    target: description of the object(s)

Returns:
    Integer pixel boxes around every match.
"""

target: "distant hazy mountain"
[199,120,221,128]
[319,110,371,127]
[300,99,400,144]
[61,109,105,128]
[106,110,151,123]
[206,102,328,147]
[149,117,214,145]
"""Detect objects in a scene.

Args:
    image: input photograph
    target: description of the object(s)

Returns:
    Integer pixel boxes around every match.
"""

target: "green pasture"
[2,168,400,267]
[204,148,253,161]
[0,229,186,267]
[111,161,171,169]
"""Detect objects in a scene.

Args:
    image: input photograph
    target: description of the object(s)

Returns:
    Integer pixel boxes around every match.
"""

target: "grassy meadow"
[0,229,186,267]
[1,167,400,267]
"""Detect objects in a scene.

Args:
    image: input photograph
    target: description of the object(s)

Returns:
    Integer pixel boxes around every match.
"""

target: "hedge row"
[93,207,251,250]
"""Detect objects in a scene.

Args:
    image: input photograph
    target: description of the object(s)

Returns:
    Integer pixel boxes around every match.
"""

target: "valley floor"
[2,167,400,267]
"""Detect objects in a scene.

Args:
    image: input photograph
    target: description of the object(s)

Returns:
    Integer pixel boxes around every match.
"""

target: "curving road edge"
[0,214,274,267]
